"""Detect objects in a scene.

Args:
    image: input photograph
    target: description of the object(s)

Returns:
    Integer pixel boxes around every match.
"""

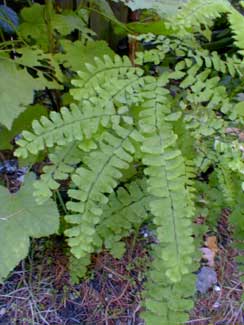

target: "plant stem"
[44,0,55,53]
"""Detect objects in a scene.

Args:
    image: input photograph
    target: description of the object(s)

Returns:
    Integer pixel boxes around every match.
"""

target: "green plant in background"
[0,173,59,282]
[1,0,244,324]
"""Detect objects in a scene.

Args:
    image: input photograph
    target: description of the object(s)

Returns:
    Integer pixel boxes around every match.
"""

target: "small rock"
[0,308,6,316]
[196,266,217,294]
[213,301,221,308]
[214,285,221,292]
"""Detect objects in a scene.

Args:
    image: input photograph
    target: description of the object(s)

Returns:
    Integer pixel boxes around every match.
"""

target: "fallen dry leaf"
[205,236,218,254]
[200,236,219,266]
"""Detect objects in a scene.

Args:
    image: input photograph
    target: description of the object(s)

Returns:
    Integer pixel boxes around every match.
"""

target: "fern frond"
[13,104,88,157]
[142,245,196,325]
[230,197,244,251]
[136,35,242,79]
[33,143,81,204]
[168,0,232,36]
[64,128,142,258]
[15,101,133,158]
[68,178,150,282]
[216,164,236,207]
[138,78,195,283]
[229,9,244,55]
[15,55,146,159]
[70,55,144,105]
[98,178,150,258]
[69,254,91,284]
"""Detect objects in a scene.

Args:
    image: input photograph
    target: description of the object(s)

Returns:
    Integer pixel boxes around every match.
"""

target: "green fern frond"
[15,55,146,159]
[168,0,232,36]
[69,254,91,284]
[229,9,244,55]
[138,78,195,283]
[230,197,244,250]
[70,55,144,105]
[65,128,142,258]
[15,101,132,158]
[98,178,150,258]
[136,35,242,79]
[142,245,196,325]
[216,164,236,207]
[33,143,81,204]
[69,178,150,282]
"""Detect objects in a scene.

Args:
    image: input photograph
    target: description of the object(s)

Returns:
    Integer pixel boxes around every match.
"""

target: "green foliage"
[0,57,59,129]
[98,178,150,257]
[1,0,244,323]
[64,129,140,258]
[54,40,114,71]
[142,245,196,324]
[19,3,91,51]
[167,0,232,36]
[0,104,48,150]
[0,174,59,282]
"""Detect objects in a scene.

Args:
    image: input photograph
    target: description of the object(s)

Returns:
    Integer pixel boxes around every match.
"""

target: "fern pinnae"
[168,0,232,36]
[70,55,144,103]
[137,78,195,283]
[33,142,81,204]
[97,178,150,258]
[15,55,145,159]
[65,128,142,258]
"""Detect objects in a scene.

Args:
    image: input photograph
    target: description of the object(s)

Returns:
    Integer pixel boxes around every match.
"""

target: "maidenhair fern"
[97,178,150,258]
[13,0,244,323]
[65,128,141,258]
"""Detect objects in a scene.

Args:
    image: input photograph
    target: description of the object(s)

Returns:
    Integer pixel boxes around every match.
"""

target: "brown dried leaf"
[205,236,218,254]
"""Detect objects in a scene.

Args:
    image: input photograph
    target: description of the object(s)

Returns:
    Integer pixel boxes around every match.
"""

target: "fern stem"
[55,190,68,215]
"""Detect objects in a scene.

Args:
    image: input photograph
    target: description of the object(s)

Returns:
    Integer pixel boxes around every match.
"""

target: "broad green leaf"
[235,101,244,117]
[18,4,48,50]
[55,40,115,71]
[19,4,90,51]
[15,47,63,82]
[0,174,59,282]
[0,104,48,150]
[0,59,57,129]
[52,11,88,36]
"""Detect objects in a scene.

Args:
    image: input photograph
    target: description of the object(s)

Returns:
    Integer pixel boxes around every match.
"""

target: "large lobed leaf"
[0,174,59,282]
[0,104,48,150]
[55,40,115,72]
[0,48,62,130]
[18,3,91,51]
